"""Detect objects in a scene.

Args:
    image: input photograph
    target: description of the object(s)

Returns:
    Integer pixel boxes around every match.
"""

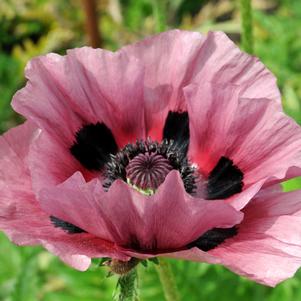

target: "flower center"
[126,152,173,191]
[104,139,196,194]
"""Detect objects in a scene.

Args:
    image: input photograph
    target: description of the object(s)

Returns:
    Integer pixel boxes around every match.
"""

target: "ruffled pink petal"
[121,30,280,139]
[41,234,127,271]
[12,48,145,148]
[12,48,147,192]
[267,165,301,188]
[0,122,128,270]
[28,131,96,193]
[186,82,301,209]
[64,48,145,146]
[11,54,84,146]
[162,187,301,286]
[121,30,205,139]
[211,237,301,286]
[177,189,301,286]
[190,31,281,103]
[40,170,243,253]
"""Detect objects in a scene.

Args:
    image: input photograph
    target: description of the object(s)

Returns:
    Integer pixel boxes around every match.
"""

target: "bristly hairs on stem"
[239,0,254,54]
[114,268,139,301]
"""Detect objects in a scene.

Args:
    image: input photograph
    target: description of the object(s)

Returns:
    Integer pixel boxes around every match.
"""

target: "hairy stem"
[239,0,254,54]
[156,258,180,301]
[115,268,139,301]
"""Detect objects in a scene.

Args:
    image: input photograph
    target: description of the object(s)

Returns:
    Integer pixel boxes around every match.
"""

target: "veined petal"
[122,30,281,140]
[40,170,242,254]
[213,190,301,286]
[0,122,128,270]
[12,49,145,148]
[28,131,96,193]
[186,82,301,209]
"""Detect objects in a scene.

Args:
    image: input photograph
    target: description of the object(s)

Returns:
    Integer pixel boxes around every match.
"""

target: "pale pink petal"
[28,131,96,193]
[12,49,145,148]
[191,31,281,103]
[0,122,128,270]
[11,54,85,146]
[12,49,146,192]
[140,171,243,251]
[40,170,243,253]
[41,234,128,271]
[0,122,38,204]
[284,166,301,180]
[122,30,280,139]
[209,190,301,286]
[121,30,205,139]
[123,30,279,102]
[211,238,301,286]
[39,172,118,243]
[186,82,301,209]
[242,189,301,220]
[266,165,301,188]
[65,48,145,146]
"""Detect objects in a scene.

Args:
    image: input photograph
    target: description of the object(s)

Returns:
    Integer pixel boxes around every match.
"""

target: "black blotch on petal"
[163,111,190,155]
[207,156,244,200]
[188,227,238,251]
[70,122,118,171]
[50,216,86,234]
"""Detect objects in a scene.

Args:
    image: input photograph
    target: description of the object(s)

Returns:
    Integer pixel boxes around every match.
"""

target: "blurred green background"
[1,0,301,300]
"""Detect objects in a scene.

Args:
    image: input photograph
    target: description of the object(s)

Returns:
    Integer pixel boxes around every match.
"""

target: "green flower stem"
[115,268,139,301]
[156,258,180,301]
[239,0,254,54]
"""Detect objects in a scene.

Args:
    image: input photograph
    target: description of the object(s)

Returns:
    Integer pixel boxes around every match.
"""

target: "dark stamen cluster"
[104,139,196,194]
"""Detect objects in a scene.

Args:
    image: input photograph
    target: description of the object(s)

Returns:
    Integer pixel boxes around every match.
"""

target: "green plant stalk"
[239,0,254,54]
[115,268,139,301]
[156,258,180,301]
[152,0,167,32]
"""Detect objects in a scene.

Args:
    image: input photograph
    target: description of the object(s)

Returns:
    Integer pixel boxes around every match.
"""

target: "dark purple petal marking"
[50,216,86,234]
[163,111,190,155]
[188,227,238,251]
[70,122,118,171]
[207,156,244,200]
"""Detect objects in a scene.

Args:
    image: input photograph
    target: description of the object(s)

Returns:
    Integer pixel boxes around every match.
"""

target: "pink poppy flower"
[1,30,301,285]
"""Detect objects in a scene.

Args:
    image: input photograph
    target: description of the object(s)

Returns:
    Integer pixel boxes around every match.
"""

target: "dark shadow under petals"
[70,122,118,171]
